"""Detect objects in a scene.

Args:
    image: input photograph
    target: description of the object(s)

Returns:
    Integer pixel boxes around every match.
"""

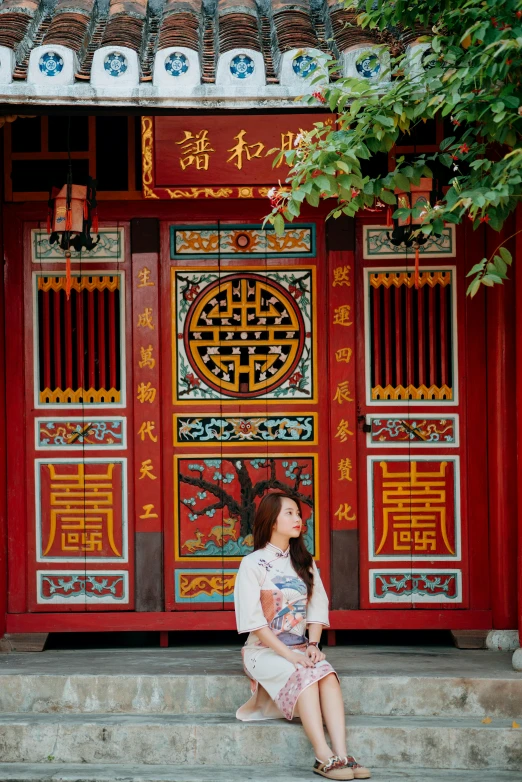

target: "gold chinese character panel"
[37,460,128,562]
[370,458,459,560]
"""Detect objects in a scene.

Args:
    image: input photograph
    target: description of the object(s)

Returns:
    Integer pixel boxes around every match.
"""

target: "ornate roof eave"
[0,0,430,108]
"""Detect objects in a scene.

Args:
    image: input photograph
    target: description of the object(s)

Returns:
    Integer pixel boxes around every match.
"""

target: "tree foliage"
[265,0,522,294]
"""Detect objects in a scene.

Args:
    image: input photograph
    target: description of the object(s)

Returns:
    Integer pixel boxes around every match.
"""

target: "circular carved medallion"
[39,52,64,77]
[165,52,189,77]
[184,273,305,398]
[230,54,255,79]
[356,51,381,78]
[104,52,128,78]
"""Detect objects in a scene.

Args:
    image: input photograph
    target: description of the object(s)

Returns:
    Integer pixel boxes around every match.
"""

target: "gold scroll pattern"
[141,116,159,200]
[179,573,236,599]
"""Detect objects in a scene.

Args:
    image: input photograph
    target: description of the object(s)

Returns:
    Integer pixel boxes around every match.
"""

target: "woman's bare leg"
[318,673,348,758]
[295,682,334,761]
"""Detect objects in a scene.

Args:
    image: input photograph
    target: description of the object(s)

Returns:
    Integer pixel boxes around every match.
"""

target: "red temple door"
[161,220,331,611]
[355,218,489,611]
[8,221,134,614]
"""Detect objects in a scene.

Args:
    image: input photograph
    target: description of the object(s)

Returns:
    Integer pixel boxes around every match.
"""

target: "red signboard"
[142,114,334,199]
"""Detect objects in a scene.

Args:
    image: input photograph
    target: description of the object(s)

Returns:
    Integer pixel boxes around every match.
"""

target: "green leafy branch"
[265,0,522,295]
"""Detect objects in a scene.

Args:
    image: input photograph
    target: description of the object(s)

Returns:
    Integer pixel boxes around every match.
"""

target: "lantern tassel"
[414,246,420,289]
[386,207,392,228]
[65,251,72,300]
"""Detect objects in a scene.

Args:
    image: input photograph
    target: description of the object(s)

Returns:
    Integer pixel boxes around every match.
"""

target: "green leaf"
[394,173,411,191]
[493,256,508,278]
[499,247,512,266]
[374,114,395,128]
[306,190,320,208]
[337,174,352,189]
[314,175,332,192]
[467,278,481,298]
[440,136,456,151]
[273,213,285,236]
[379,189,397,205]
[328,90,340,112]
[466,260,487,277]
[286,200,301,218]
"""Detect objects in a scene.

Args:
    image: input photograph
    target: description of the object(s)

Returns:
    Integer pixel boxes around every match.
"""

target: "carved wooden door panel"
[162,221,330,612]
[19,223,134,613]
[355,220,488,611]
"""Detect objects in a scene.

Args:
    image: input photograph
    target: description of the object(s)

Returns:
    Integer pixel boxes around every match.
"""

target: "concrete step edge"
[0,712,520,728]
[0,765,519,782]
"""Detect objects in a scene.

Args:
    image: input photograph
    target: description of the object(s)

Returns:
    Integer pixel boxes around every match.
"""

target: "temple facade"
[0,0,520,663]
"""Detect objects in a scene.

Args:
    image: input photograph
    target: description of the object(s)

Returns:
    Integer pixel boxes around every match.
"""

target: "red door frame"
[1,200,494,635]
[0,184,6,639]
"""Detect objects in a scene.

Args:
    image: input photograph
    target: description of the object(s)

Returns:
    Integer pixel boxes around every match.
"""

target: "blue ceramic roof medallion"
[356,51,380,78]
[230,54,255,79]
[104,52,128,78]
[421,48,436,70]
[165,52,189,77]
[292,54,317,78]
[39,52,64,77]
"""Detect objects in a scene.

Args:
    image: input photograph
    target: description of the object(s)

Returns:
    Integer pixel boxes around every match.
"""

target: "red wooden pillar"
[487,220,518,629]
[516,205,522,646]
[0,177,5,640]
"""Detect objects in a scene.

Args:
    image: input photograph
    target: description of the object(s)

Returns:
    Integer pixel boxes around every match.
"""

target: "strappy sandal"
[313,756,355,780]
[337,755,371,779]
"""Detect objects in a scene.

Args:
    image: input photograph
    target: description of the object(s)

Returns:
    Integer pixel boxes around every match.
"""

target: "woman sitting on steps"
[233,491,371,780]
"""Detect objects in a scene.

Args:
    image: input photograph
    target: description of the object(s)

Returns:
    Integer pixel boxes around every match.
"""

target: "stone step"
[1,648,520,719]
[1,672,521,719]
[0,765,520,782]
[0,713,520,770]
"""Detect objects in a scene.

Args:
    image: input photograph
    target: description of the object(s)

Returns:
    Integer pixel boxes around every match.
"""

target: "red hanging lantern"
[387,178,437,289]
[47,169,99,299]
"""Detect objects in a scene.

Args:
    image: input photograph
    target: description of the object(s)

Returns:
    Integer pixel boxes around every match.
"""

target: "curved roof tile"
[157,0,201,52]
[218,0,261,54]
[43,0,95,53]
[101,0,147,52]
[0,0,406,93]
[0,0,40,51]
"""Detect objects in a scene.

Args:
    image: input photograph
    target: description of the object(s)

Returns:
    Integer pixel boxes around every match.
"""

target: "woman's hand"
[284,649,315,669]
[306,645,326,664]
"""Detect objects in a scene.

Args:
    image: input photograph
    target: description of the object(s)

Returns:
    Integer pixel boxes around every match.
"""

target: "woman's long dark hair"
[253,491,314,597]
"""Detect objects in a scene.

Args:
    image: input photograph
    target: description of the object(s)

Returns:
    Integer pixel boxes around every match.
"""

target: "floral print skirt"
[236,643,338,721]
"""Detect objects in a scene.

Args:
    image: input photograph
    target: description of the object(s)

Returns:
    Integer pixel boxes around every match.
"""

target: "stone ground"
[2,643,520,678]
[0,646,520,781]
[0,765,520,781]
